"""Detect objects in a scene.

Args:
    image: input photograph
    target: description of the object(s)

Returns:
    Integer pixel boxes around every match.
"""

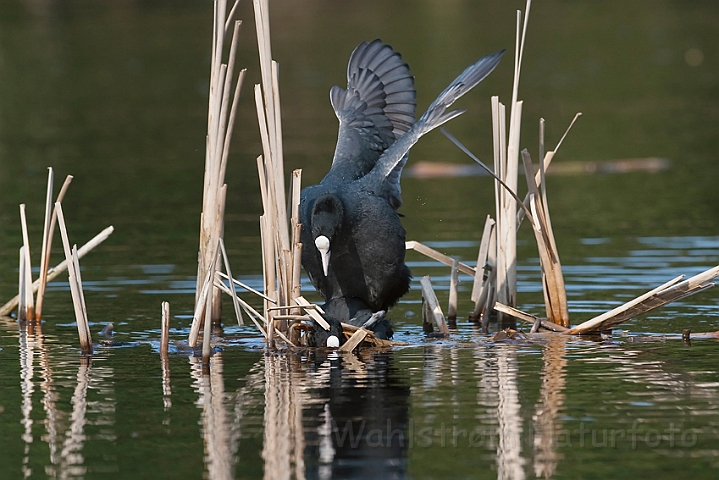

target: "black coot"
[301,40,504,334]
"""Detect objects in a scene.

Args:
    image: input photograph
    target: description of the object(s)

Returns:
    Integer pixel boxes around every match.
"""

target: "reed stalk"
[19,205,35,320]
[521,150,569,326]
[339,328,369,353]
[36,173,72,320]
[18,247,29,321]
[405,241,475,276]
[196,2,246,326]
[420,276,449,336]
[36,168,54,321]
[470,215,496,321]
[491,0,531,327]
[55,203,92,354]
[251,0,310,345]
[161,301,170,357]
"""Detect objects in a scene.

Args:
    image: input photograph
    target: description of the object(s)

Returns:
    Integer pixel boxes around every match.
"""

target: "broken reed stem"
[406,240,476,276]
[565,268,719,335]
[493,302,569,333]
[1,226,114,317]
[19,204,35,320]
[420,276,449,336]
[339,328,369,353]
[522,149,569,326]
[161,301,170,357]
[202,292,213,364]
[293,296,330,331]
[340,322,408,347]
[55,203,92,354]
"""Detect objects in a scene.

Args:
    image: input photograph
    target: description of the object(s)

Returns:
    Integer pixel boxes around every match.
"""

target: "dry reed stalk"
[293,296,330,330]
[272,315,310,321]
[36,168,54,321]
[17,248,29,321]
[1,226,113,316]
[71,245,89,324]
[202,293,213,364]
[491,1,531,323]
[252,0,299,344]
[189,249,218,347]
[405,241,475,276]
[339,328,369,353]
[420,276,449,336]
[522,150,569,326]
[470,216,496,321]
[447,259,459,322]
[259,215,277,343]
[196,6,245,326]
[55,203,92,354]
[19,205,35,320]
[566,266,719,335]
[161,301,170,357]
[493,302,569,333]
[340,323,408,347]
[218,238,243,326]
[471,215,496,302]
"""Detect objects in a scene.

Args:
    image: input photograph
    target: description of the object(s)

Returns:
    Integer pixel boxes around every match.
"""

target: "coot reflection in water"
[303,351,411,480]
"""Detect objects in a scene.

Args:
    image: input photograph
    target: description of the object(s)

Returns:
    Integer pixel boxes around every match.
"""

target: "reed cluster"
[2,167,114,354]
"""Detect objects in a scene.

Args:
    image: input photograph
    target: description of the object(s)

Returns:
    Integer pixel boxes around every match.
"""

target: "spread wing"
[366,49,505,206]
[324,40,416,184]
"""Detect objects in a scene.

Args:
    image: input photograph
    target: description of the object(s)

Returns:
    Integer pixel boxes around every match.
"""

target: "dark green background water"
[1,1,719,478]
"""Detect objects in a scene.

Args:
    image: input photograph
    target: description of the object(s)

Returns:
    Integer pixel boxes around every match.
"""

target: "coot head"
[310,193,344,276]
[308,313,344,348]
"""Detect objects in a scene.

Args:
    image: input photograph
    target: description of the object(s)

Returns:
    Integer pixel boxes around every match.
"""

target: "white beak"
[326,335,340,348]
[315,235,331,276]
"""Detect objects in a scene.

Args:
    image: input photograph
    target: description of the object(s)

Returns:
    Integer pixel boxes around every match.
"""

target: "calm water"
[1,1,719,478]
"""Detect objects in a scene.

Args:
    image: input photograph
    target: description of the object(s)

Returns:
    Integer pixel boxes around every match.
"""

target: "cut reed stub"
[161,301,170,357]
[420,276,449,337]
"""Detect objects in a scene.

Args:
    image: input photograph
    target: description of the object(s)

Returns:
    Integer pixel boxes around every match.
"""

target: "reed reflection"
[14,321,117,479]
[190,353,239,480]
[532,335,568,479]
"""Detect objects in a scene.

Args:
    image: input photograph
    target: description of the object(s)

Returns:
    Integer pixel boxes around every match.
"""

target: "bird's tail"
[370,49,504,182]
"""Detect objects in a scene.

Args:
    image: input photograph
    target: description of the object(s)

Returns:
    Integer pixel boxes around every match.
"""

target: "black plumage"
[301,40,504,336]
